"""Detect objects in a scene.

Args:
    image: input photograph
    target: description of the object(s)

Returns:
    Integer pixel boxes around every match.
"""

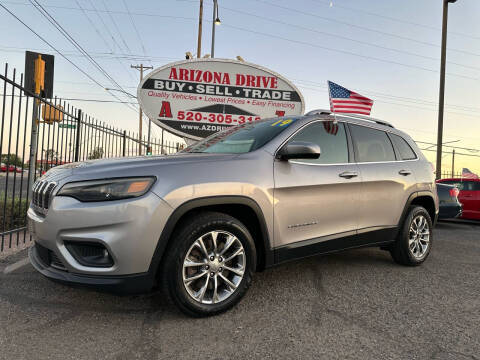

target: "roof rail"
[344,113,394,128]
[305,109,332,116]
[305,109,394,128]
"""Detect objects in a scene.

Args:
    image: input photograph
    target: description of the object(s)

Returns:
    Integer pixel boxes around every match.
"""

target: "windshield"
[181,118,299,154]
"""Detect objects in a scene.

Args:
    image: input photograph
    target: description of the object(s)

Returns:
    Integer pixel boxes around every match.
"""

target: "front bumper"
[27,191,173,278]
[29,243,154,293]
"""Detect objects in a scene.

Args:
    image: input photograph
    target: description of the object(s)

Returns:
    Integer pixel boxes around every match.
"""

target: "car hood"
[47,153,240,180]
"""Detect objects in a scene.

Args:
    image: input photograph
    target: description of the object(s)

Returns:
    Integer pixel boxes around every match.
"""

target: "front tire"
[162,212,256,317]
[390,206,433,266]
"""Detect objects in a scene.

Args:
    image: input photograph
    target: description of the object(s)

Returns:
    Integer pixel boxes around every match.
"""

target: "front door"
[273,120,361,252]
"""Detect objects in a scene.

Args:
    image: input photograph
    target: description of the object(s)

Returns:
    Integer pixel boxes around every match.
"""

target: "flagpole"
[328,81,338,123]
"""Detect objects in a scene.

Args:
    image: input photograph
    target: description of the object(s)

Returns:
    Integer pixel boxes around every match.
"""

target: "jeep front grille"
[32,180,57,211]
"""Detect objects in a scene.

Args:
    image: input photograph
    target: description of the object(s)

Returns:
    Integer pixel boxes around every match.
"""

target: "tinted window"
[390,134,417,160]
[349,125,396,162]
[182,117,298,154]
[287,121,349,164]
[460,181,479,191]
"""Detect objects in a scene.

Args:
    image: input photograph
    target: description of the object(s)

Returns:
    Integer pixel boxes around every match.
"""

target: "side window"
[349,124,396,163]
[287,121,349,164]
[473,182,480,191]
[463,181,476,191]
[390,134,417,160]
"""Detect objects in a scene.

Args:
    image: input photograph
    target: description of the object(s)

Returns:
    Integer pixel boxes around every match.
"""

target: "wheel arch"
[148,196,273,280]
[399,191,437,230]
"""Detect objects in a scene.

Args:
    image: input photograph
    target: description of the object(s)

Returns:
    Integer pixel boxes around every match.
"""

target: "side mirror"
[277,141,321,161]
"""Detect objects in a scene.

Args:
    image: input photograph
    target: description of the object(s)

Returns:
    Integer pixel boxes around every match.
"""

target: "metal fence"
[0,63,182,252]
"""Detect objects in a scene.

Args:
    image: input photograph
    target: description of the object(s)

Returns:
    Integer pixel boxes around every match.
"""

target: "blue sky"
[1,0,479,172]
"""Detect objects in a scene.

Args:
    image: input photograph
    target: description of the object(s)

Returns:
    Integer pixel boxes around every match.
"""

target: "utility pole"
[451,149,455,177]
[436,0,458,180]
[131,64,153,155]
[197,0,203,58]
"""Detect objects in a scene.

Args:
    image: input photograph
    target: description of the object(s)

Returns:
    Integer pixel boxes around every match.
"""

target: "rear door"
[273,120,361,250]
[348,124,418,234]
[473,181,480,219]
[457,181,480,219]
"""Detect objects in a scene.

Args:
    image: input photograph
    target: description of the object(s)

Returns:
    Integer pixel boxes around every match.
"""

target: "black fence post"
[122,130,126,157]
[74,109,82,162]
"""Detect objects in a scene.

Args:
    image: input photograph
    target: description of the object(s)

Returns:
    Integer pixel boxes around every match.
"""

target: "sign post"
[25,51,54,200]
[137,58,305,141]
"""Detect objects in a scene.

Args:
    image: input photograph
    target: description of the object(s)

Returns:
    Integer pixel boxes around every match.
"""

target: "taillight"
[449,188,459,198]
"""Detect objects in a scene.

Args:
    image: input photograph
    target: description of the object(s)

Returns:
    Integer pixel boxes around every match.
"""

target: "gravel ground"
[0,221,479,360]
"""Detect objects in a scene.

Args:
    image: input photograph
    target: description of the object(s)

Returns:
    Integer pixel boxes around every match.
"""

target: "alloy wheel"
[408,215,430,259]
[182,230,246,304]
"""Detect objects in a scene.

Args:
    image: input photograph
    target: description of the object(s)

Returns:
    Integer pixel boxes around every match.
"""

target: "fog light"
[65,241,114,268]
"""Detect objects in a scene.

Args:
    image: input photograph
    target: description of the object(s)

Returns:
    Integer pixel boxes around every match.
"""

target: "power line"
[416,141,480,153]
[0,4,118,98]
[9,0,480,80]
[293,79,480,113]
[420,148,480,158]
[0,45,177,61]
[27,0,136,111]
[122,0,147,56]
[101,0,132,54]
[250,0,480,59]
[74,0,113,53]
[0,93,137,104]
[0,2,137,114]
[220,22,480,83]
[306,0,480,42]
[219,4,480,73]
[73,0,137,84]
[87,0,123,53]
[8,0,480,60]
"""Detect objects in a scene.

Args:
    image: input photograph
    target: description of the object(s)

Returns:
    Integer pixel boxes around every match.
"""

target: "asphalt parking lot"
[0,221,479,360]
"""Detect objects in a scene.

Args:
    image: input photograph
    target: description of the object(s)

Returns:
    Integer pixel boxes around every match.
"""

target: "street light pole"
[436,0,457,180]
[197,0,203,58]
[211,0,220,58]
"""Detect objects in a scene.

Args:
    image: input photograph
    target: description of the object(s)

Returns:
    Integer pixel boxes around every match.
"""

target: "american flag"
[462,168,479,179]
[328,81,374,116]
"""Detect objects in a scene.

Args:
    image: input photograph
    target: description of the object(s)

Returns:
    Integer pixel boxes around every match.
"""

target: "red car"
[0,163,22,173]
[437,178,480,220]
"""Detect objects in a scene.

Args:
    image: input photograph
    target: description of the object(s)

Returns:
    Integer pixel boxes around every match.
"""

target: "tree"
[44,149,58,162]
[1,154,24,167]
[88,147,104,160]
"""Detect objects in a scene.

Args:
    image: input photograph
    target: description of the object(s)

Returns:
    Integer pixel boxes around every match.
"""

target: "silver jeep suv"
[28,111,438,316]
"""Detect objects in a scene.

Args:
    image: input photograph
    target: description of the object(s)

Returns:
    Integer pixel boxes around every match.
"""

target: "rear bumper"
[438,204,462,220]
[29,243,155,294]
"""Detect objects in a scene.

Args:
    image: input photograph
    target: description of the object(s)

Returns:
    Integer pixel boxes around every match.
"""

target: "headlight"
[57,177,156,202]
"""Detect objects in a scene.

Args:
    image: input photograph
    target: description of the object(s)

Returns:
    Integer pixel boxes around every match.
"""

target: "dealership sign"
[137,58,305,140]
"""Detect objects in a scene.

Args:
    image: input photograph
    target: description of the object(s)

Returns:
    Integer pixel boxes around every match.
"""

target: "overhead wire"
[219,4,480,73]
[250,0,480,59]
[305,0,480,42]
[102,0,132,54]
[27,0,137,111]
[122,0,147,57]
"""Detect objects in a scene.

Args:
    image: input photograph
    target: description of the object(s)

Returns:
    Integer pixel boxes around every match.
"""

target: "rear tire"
[162,211,256,317]
[390,206,433,266]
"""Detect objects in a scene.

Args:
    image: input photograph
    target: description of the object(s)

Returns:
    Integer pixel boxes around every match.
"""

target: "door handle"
[399,170,412,176]
[339,171,358,179]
